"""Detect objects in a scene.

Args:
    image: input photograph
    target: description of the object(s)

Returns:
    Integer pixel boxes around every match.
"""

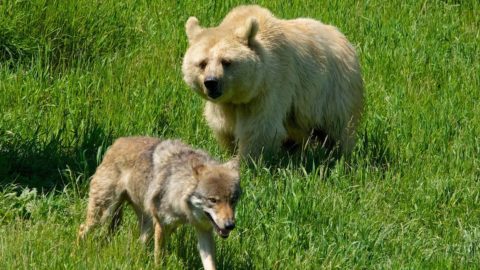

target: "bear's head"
[182,16,262,104]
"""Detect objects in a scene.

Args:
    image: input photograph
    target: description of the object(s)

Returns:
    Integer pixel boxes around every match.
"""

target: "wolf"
[77,136,241,270]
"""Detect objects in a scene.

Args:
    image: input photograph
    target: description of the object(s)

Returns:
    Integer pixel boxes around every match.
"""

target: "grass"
[1,0,479,269]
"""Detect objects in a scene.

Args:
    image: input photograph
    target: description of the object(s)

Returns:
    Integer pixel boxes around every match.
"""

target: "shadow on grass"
[355,124,395,172]
[242,123,394,177]
[241,138,341,177]
[0,122,113,192]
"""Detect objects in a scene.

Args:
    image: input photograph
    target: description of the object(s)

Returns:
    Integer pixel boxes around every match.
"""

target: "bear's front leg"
[235,112,287,158]
[204,102,236,152]
[212,130,236,152]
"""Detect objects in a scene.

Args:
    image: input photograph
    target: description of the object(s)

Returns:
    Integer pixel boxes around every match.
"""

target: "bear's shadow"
[241,135,339,175]
[244,126,394,176]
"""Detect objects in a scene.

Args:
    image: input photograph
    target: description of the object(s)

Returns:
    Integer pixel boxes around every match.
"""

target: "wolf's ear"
[224,156,240,171]
[190,157,207,178]
[186,16,203,43]
[235,17,258,46]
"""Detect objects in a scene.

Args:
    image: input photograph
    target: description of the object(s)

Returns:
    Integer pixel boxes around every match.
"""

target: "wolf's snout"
[204,77,221,99]
[224,220,235,231]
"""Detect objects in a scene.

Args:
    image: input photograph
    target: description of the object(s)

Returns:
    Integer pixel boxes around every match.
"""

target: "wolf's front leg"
[154,222,167,266]
[195,228,216,270]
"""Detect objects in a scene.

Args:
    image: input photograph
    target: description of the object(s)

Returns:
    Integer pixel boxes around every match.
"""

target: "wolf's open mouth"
[204,211,230,238]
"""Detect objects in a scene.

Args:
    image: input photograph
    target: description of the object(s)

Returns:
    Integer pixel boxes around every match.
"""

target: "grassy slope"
[1,0,479,269]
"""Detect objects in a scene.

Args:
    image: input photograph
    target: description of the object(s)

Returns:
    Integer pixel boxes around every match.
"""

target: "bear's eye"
[221,59,232,67]
[198,60,207,70]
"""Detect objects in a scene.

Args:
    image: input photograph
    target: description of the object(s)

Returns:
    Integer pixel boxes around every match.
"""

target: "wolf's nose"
[204,77,221,99]
[225,221,235,231]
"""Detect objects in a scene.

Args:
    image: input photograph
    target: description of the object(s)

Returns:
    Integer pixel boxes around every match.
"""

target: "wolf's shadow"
[0,122,112,192]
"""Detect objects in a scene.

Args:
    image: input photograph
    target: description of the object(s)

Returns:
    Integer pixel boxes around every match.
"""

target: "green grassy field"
[1,0,479,269]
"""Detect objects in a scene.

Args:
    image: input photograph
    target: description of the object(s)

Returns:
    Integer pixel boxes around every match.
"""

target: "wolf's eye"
[208,197,218,204]
[221,59,232,67]
[198,60,207,70]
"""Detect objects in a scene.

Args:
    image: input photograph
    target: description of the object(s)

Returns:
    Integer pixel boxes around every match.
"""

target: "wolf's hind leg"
[77,178,124,243]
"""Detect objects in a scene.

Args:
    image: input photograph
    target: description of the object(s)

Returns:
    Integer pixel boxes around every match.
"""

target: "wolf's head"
[189,157,241,238]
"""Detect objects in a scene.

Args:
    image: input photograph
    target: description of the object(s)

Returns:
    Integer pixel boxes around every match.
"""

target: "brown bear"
[182,5,364,157]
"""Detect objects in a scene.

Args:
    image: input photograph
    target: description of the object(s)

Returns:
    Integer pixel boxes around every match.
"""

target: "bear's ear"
[186,16,203,43]
[235,17,258,46]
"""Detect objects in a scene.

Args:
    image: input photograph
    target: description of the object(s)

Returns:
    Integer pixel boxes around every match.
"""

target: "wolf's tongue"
[218,228,229,238]
[205,212,229,237]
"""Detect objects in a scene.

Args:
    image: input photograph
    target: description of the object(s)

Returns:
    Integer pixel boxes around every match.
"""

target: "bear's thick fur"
[182,5,364,157]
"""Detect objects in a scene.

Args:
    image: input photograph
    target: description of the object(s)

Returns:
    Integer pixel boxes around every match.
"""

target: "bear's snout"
[204,77,222,99]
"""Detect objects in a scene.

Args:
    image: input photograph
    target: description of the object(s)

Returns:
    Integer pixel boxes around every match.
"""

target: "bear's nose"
[204,77,221,99]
